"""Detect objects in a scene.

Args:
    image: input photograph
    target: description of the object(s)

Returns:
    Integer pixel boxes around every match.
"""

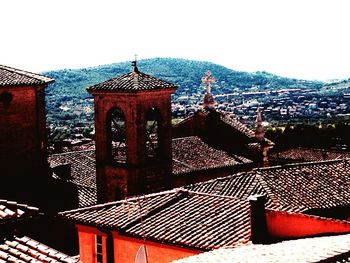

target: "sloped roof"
[0,236,78,263]
[270,147,350,162]
[173,233,350,263]
[60,189,252,250]
[174,109,274,147]
[0,200,40,220]
[49,137,252,207]
[218,110,274,146]
[172,136,252,175]
[258,160,350,211]
[87,70,177,92]
[49,150,96,208]
[218,111,256,139]
[0,65,54,87]
[186,159,350,213]
[186,172,279,210]
[0,202,77,262]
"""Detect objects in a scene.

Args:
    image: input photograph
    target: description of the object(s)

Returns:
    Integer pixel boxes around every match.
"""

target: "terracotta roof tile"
[87,71,177,92]
[218,111,256,139]
[173,233,350,263]
[0,236,79,263]
[49,150,97,208]
[49,137,252,206]
[172,136,252,175]
[60,189,251,250]
[203,109,274,145]
[186,160,350,213]
[0,200,40,220]
[270,148,350,162]
[0,65,53,87]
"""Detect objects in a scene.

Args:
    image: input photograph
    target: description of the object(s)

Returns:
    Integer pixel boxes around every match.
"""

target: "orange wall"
[266,210,350,239]
[76,225,200,263]
[76,225,107,263]
[113,232,200,263]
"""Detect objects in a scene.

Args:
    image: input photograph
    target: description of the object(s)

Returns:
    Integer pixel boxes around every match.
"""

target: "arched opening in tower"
[108,107,127,163]
[145,107,161,159]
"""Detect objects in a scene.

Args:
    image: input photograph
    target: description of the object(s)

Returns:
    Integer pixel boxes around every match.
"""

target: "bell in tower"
[87,60,177,203]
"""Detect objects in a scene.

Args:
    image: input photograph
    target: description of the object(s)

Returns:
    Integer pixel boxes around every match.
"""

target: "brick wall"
[0,85,47,174]
[92,90,173,203]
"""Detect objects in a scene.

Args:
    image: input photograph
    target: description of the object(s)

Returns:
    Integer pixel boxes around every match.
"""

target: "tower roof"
[87,70,177,93]
[0,64,54,87]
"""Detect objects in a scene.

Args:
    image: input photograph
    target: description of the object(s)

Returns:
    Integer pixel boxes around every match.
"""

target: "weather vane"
[201,70,216,94]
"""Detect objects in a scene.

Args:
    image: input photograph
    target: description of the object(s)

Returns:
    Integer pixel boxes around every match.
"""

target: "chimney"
[52,163,72,181]
[248,194,268,244]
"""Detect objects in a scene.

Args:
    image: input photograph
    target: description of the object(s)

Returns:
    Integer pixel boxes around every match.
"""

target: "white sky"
[1,0,349,80]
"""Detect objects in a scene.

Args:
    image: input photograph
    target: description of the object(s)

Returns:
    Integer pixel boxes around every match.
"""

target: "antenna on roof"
[134,196,148,263]
[132,54,139,74]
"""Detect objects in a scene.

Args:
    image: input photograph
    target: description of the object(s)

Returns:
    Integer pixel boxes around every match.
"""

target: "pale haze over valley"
[1,0,349,81]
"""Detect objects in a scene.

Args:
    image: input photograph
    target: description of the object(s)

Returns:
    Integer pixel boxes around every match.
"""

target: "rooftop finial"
[255,105,265,142]
[132,54,139,74]
[201,70,216,110]
[201,70,215,94]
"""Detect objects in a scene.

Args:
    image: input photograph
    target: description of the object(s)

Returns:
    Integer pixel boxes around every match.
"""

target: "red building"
[87,63,177,203]
[0,64,78,212]
[0,65,53,185]
[61,190,350,263]
[172,108,274,166]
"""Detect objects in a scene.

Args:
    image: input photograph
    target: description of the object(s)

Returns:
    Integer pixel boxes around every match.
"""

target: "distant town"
[47,78,350,151]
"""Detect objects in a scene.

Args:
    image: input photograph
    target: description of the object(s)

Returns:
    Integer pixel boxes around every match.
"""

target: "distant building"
[270,147,350,165]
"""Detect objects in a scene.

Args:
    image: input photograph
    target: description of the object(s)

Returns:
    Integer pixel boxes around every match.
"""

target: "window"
[145,107,161,159]
[108,108,126,163]
[96,235,103,263]
[0,92,13,104]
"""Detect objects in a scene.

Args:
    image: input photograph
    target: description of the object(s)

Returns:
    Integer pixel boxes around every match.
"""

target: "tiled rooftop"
[49,150,96,189]
[0,236,79,263]
[60,189,252,250]
[173,233,350,263]
[49,136,252,207]
[204,109,274,146]
[86,70,177,92]
[187,159,350,213]
[186,172,279,210]
[172,136,252,175]
[49,150,97,208]
[0,200,40,220]
[0,64,54,87]
[219,111,256,139]
[270,147,350,162]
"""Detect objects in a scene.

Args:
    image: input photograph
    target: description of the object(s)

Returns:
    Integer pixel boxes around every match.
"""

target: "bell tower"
[88,60,177,203]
